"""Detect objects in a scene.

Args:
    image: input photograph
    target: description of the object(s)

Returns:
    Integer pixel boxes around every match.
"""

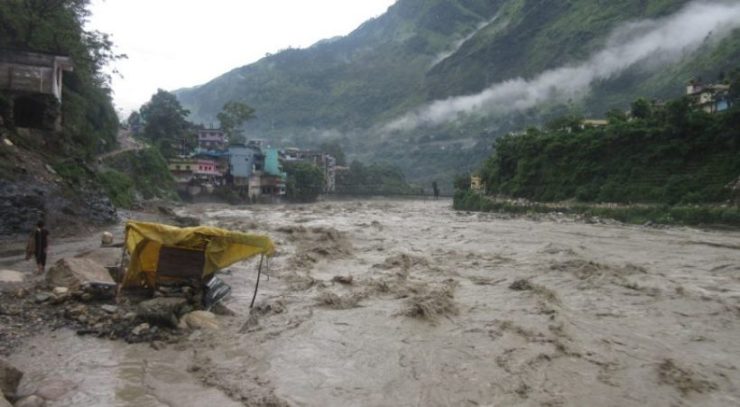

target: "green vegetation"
[477,96,739,205]
[174,0,740,188]
[284,161,324,203]
[319,141,347,166]
[336,161,416,196]
[217,101,255,145]
[98,169,134,208]
[455,88,740,226]
[103,148,178,203]
[0,0,121,159]
[138,90,195,158]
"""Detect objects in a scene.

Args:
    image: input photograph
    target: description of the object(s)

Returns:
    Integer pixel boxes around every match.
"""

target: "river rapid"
[6,199,740,406]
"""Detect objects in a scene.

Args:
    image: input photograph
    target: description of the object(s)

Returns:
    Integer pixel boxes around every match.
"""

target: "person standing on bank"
[31,221,49,274]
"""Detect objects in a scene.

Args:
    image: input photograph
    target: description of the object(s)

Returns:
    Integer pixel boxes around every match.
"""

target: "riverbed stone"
[131,323,150,336]
[136,297,186,327]
[34,292,52,303]
[100,305,118,314]
[52,287,69,296]
[100,231,114,246]
[75,247,121,268]
[0,359,22,398]
[178,311,219,331]
[46,258,114,289]
[0,270,23,285]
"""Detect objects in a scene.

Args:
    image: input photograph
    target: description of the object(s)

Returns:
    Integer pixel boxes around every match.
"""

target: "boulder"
[131,323,150,336]
[0,359,22,399]
[52,287,69,296]
[45,258,114,290]
[0,394,12,407]
[100,231,114,246]
[0,270,23,285]
[100,305,118,314]
[136,297,187,327]
[178,311,219,331]
[74,247,121,268]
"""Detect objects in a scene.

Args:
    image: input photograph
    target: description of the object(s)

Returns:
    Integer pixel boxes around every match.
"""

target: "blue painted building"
[228,145,260,185]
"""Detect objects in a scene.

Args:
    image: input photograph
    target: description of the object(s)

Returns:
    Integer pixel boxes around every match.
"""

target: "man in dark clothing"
[432,181,439,199]
[33,221,49,273]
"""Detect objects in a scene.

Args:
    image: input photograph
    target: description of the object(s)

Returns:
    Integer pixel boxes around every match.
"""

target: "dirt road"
[5,199,740,406]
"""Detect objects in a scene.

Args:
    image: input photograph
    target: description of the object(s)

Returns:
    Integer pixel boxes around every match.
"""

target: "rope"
[249,254,264,308]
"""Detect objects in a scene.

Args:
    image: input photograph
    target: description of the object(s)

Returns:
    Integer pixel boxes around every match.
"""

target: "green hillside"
[175,0,740,190]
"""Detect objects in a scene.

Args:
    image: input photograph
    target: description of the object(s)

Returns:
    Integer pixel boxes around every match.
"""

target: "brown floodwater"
[7,199,740,406]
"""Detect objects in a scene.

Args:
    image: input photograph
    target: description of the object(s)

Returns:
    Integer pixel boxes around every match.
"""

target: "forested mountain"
[175,0,740,189]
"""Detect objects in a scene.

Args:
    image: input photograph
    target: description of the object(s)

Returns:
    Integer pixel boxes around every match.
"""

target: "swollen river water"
[8,199,740,406]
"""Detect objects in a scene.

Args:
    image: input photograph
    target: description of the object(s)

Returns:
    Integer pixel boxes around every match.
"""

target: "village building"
[197,128,227,150]
[0,49,73,130]
[248,148,286,200]
[227,144,261,187]
[686,81,731,114]
[168,157,223,196]
[580,119,608,128]
[193,150,229,181]
[168,157,197,184]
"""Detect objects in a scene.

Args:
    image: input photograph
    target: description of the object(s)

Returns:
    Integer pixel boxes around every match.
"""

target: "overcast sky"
[88,0,397,115]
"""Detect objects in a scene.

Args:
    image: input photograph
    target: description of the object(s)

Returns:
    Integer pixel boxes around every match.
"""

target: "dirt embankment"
[0,129,117,237]
[1,199,739,406]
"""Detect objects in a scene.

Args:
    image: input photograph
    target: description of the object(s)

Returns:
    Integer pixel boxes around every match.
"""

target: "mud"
[1,199,740,406]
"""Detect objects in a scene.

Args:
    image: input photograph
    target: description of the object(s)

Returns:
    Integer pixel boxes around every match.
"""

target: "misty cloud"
[387,1,740,131]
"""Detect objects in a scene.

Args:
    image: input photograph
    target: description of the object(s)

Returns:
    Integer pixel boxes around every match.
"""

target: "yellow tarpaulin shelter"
[121,221,275,288]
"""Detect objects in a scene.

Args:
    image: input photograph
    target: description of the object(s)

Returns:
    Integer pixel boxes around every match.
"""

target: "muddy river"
[5,199,740,406]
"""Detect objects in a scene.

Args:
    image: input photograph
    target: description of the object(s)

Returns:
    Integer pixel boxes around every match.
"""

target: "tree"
[545,114,583,132]
[283,162,324,202]
[139,89,193,158]
[319,140,347,166]
[217,101,255,145]
[126,111,142,134]
[0,0,123,157]
[630,98,653,120]
[606,108,628,123]
[729,69,740,106]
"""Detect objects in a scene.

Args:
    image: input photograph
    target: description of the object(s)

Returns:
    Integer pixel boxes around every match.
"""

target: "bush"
[284,162,324,203]
[103,148,178,201]
[98,170,134,208]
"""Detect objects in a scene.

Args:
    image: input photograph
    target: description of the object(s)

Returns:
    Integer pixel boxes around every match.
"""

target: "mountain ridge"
[174,0,740,188]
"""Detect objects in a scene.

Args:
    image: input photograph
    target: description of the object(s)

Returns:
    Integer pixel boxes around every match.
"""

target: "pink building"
[194,159,221,176]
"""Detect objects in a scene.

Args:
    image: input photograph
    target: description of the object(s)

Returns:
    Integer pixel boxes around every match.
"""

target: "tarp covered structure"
[121,221,275,288]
